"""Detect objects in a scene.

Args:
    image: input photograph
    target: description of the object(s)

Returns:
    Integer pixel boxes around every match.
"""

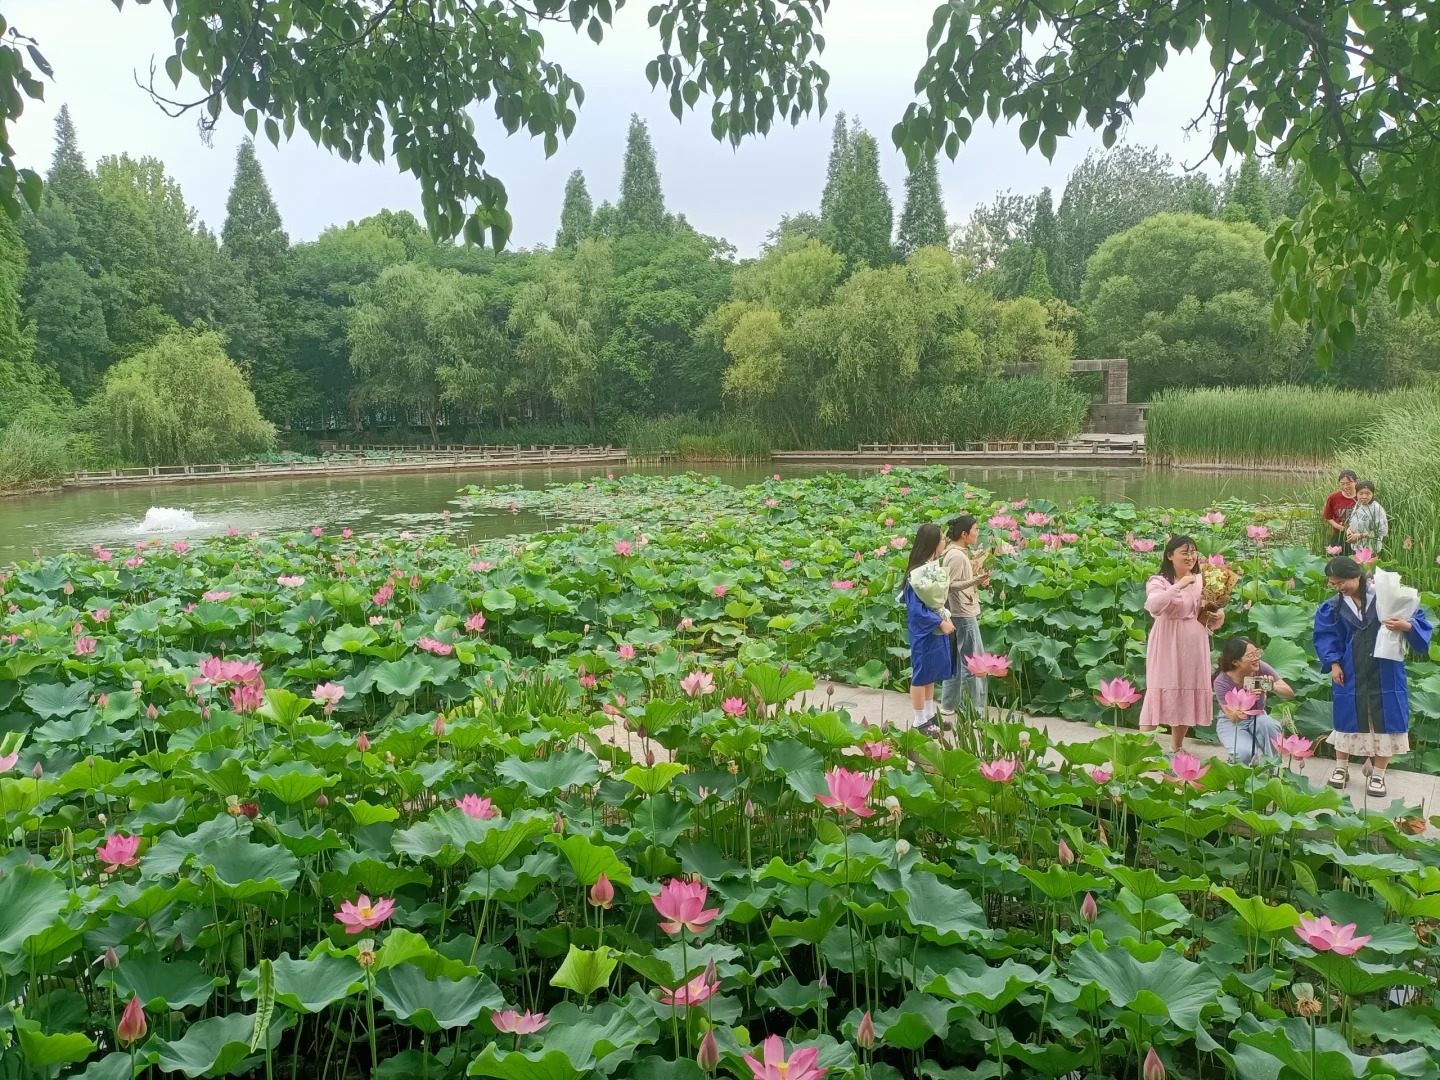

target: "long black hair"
[906,522,944,577]
[1158,534,1198,583]
[1216,635,1251,680]
[1325,555,1369,609]
[946,515,978,543]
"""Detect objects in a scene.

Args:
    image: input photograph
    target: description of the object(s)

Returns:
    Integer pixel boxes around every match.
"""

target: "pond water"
[0,462,1317,565]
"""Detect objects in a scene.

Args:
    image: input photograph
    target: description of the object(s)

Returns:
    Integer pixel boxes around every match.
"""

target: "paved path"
[793,682,1440,833]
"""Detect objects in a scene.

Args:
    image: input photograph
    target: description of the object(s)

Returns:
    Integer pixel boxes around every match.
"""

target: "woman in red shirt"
[1322,470,1357,553]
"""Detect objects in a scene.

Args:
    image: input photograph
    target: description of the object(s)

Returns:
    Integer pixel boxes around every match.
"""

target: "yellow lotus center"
[776,1065,790,1079]
[357,904,373,919]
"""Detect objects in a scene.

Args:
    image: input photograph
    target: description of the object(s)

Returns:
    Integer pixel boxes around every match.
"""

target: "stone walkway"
[794,682,1440,833]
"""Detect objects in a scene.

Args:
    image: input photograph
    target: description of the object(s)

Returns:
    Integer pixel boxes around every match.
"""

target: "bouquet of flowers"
[1199,564,1239,615]
[906,559,951,618]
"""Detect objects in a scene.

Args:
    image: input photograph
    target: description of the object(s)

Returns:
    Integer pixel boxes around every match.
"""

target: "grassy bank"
[1146,386,1383,468]
[1342,392,1440,584]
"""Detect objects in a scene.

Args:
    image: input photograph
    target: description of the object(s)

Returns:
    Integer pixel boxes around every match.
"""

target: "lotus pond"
[2,469,1440,1080]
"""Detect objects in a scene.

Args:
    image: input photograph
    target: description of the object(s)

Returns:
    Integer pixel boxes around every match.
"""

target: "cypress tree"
[1223,157,1272,229]
[827,125,895,269]
[896,152,948,256]
[617,115,665,233]
[1024,250,1055,301]
[555,169,594,248]
[819,111,850,226]
[1028,186,1060,285]
[221,139,289,288]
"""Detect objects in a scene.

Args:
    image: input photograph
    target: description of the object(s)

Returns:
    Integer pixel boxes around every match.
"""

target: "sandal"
[1366,773,1387,798]
[1328,766,1349,789]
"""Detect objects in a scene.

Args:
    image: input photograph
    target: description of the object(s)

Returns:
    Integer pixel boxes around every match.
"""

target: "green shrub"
[0,411,72,489]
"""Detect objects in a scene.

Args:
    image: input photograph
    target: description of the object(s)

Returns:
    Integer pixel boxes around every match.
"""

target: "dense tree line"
[2,107,1439,482]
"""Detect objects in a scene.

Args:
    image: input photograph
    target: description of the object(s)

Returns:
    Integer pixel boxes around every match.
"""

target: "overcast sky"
[11,1,1222,254]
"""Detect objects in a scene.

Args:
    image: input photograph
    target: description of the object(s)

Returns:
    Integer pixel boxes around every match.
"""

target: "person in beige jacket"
[938,514,991,719]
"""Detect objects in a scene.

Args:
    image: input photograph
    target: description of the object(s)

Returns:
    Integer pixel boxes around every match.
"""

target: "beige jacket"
[942,545,984,618]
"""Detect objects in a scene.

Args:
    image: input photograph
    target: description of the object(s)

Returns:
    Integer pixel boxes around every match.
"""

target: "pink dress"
[1139,574,1213,730]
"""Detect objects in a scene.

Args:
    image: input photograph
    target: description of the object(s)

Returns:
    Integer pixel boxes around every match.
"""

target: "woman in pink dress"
[1139,535,1224,751]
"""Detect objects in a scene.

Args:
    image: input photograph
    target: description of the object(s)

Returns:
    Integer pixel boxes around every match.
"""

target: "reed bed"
[1342,392,1440,587]
[1146,386,1384,469]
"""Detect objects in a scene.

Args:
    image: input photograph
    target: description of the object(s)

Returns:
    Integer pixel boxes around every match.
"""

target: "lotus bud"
[696,1030,719,1073]
[97,813,107,826]
[315,794,328,809]
[356,733,370,752]
[87,756,96,768]
[553,813,565,834]
[1142,1047,1165,1080]
[817,973,827,989]
[636,724,648,740]
[432,715,446,737]
[744,800,755,819]
[31,762,42,778]
[895,839,911,859]
[588,873,614,909]
[645,750,656,766]
[1080,892,1099,923]
[116,996,147,1045]
[856,1010,875,1050]
[1058,838,1075,866]
[146,703,158,720]
[102,947,119,970]
[63,827,73,861]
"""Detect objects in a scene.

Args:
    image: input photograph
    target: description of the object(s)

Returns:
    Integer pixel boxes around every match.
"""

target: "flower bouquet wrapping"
[905,559,951,618]
[1199,564,1238,618]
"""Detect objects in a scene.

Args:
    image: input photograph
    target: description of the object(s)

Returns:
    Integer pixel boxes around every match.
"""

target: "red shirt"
[1322,491,1356,531]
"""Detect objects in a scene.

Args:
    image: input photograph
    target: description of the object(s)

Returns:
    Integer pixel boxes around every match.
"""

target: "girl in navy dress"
[903,522,956,735]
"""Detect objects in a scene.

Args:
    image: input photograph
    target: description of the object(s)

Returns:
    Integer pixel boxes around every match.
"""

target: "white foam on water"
[135,506,205,533]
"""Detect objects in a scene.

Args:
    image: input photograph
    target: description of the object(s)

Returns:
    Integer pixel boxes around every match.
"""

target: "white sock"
[914,709,927,727]
[924,700,937,719]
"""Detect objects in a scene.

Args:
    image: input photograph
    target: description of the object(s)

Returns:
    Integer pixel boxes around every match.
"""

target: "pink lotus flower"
[589,873,614,908]
[1272,733,1315,759]
[1143,1047,1165,1080]
[1199,512,1226,526]
[0,752,17,772]
[1130,537,1156,553]
[1061,532,1079,544]
[96,833,141,873]
[310,527,323,537]
[988,514,1017,530]
[1024,512,1050,527]
[342,528,353,538]
[1095,678,1141,709]
[884,517,894,527]
[712,584,728,597]
[880,463,893,475]
[1169,752,1210,789]
[202,591,232,602]
[579,674,597,689]
[1089,767,1112,784]
[230,682,264,714]
[123,557,144,568]
[416,637,453,656]
[1354,546,1375,565]
[456,794,498,820]
[614,540,634,556]
[1222,686,1261,717]
[117,995,147,1046]
[372,584,393,606]
[677,617,695,631]
[312,682,346,713]
[1058,838,1075,865]
[469,561,494,572]
[356,733,370,752]
[465,613,487,634]
[660,971,720,1006]
[831,579,854,590]
[1205,553,1227,567]
[92,608,110,622]
[432,715,446,736]
[966,652,1011,678]
[816,767,876,816]
[617,643,636,660]
[1328,545,1342,556]
[1295,915,1371,955]
[1402,536,1412,550]
[681,670,715,697]
[491,1009,548,1035]
[334,894,395,933]
[1011,499,1027,509]
[764,498,779,508]
[1246,525,1270,542]
[743,1035,826,1080]
[1080,892,1099,922]
[721,697,747,717]
[277,575,305,587]
[652,879,720,935]
[199,657,264,687]
[74,637,97,656]
[863,742,894,762]
[172,541,189,554]
[979,759,1018,784]
[94,547,113,563]
[890,535,907,549]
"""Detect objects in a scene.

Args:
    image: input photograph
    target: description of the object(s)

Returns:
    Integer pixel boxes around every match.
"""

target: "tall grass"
[1344,392,1440,588]
[0,415,73,491]
[1146,387,1384,468]
[617,415,773,459]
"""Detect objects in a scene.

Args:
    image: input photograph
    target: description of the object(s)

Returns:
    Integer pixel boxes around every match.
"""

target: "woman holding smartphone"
[1212,637,1293,763]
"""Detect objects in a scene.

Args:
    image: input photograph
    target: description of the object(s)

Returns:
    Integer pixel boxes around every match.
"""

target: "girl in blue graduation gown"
[1313,556,1432,798]
[904,522,955,735]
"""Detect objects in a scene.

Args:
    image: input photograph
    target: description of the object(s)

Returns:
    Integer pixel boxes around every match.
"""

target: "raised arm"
[1144,575,1195,618]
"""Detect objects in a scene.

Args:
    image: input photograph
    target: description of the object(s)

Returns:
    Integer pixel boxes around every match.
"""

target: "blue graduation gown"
[1312,593,1432,734]
[906,582,956,687]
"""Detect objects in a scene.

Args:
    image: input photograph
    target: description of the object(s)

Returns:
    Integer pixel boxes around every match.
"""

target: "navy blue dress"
[905,580,956,687]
